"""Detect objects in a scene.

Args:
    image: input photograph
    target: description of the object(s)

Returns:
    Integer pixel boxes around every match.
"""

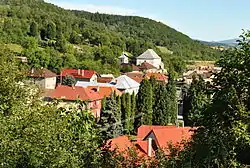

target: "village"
[24,48,222,158]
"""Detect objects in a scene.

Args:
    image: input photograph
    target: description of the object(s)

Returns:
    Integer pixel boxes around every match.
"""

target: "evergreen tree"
[135,79,153,128]
[183,75,209,126]
[46,22,56,39]
[124,93,132,134]
[98,94,123,140]
[55,34,67,53]
[29,21,38,37]
[166,75,178,124]
[149,76,157,107]
[153,83,169,125]
[130,92,136,133]
[62,75,76,86]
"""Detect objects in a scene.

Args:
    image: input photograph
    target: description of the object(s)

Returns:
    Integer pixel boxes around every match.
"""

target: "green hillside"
[0,0,220,75]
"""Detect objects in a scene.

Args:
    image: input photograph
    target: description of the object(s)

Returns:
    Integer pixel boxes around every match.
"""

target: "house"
[136,49,164,70]
[118,52,129,64]
[87,86,123,98]
[50,85,103,118]
[27,68,57,89]
[107,125,195,159]
[139,61,159,73]
[110,75,140,94]
[60,69,97,83]
[145,73,168,83]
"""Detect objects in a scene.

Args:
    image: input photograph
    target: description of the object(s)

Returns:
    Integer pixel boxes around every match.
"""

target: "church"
[136,49,164,69]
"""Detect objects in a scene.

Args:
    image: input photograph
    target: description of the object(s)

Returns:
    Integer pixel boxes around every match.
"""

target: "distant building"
[136,49,164,69]
[27,68,57,89]
[50,85,103,118]
[60,69,97,83]
[87,86,122,98]
[118,52,129,64]
[110,75,140,94]
[145,72,168,83]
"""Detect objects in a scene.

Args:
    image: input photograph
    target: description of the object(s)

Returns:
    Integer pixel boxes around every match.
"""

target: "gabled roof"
[50,85,103,101]
[87,86,122,97]
[137,49,161,59]
[145,73,168,82]
[137,125,176,141]
[97,77,114,83]
[61,69,96,79]
[139,62,157,70]
[107,136,148,157]
[111,75,140,89]
[118,53,128,59]
[28,68,57,78]
[146,127,195,148]
[76,81,114,87]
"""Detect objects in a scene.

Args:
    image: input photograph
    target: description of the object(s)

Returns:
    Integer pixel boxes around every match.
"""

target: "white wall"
[121,87,139,95]
[45,77,56,89]
[119,57,129,64]
[136,58,162,69]
[90,74,98,82]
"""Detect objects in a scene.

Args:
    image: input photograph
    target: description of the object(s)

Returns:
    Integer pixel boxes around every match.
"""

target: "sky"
[45,0,250,41]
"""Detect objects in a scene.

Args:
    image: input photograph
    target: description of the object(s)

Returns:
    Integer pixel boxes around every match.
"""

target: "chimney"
[72,84,75,90]
[81,70,84,76]
[31,68,34,74]
[97,86,100,92]
[147,138,152,157]
[78,69,81,75]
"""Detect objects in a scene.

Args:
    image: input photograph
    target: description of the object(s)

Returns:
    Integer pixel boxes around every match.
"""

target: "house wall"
[119,57,129,64]
[90,74,98,83]
[119,87,139,95]
[136,58,162,69]
[28,78,45,89]
[45,77,56,89]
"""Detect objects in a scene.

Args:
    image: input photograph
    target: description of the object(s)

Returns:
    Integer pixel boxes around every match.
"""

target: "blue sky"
[45,0,250,41]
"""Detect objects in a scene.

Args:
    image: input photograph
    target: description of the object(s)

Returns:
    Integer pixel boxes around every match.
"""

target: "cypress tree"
[166,75,178,124]
[153,83,169,125]
[124,93,132,134]
[135,79,153,129]
[30,21,39,37]
[98,94,123,140]
[46,22,56,39]
[130,92,136,133]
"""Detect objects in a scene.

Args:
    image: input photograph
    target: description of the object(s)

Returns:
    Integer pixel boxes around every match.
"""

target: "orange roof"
[145,73,168,82]
[87,86,122,97]
[107,136,148,157]
[131,77,144,83]
[150,127,195,149]
[137,125,176,141]
[50,85,103,101]
[61,69,96,79]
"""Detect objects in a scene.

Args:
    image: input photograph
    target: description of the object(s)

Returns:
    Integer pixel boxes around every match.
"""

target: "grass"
[157,46,173,55]
[5,44,23,54]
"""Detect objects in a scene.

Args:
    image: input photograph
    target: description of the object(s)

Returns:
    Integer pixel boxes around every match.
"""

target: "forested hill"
[73,11,219,60]
[0,0,220,75]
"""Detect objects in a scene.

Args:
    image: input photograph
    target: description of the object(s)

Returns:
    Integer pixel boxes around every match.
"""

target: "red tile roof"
[131,77,144,83]
[137,125,177,141]
[28,68,57,78]
[50,85,103,101]
[61,69,96,79]
[145,73,168,82]
[97,77,113,83]
[150,127,194,148]
[87,86,122,97]
[107,136,148,157]
[139,62,157,70]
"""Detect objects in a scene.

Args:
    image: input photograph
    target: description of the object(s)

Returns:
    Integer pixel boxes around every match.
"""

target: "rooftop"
[111,75,140,89]
[50,85,103,101]
[61,69,96,79]
[28,68,57,78]
[137,49,161,59]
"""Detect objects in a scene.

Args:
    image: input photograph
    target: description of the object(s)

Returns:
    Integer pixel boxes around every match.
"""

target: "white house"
[136,49,164,69]
[110,75,140,94]
[118,52,129,64]
[27,68,57,89]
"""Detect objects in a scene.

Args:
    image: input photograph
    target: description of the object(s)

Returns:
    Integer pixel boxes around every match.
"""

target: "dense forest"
[0,0,220,75]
